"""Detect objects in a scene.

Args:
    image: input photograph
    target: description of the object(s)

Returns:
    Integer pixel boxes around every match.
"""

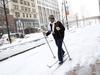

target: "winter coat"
[46,21,65,40]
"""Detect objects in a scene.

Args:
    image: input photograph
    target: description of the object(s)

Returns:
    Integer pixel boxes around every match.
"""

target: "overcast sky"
[58,0,99,18]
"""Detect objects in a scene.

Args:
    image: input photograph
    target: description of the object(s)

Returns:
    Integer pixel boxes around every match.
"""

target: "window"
[15,12,20,17]
[30,14,32,18]
[20,0,23,4]
[24,1,27,5]
[32,3,35,7]
[26,14,28,17]
[25,7,27,11]
[23,13,25,17]
[31,0,34,2]
[32,9,36,12]
[33,14,37,18]
[12,0,18,3]
[13,5,19,10]
[27,2,30,6]
[28,8,31,12]
[21,6,24,11]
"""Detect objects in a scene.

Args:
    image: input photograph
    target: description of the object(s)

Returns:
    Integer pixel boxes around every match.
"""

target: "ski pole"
[58,31,72,60]
[62,40,72,60]
[42,32,56,59]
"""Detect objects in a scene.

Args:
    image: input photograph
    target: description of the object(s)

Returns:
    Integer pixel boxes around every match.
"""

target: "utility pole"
[99,0,100,13]
[76,14,79,28]
[3,0,11,43]
[64,1,69,30]
[62,2,64,25]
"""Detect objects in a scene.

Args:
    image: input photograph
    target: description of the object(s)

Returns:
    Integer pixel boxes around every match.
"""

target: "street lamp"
[2,0,11,43]
[64,0,69,30]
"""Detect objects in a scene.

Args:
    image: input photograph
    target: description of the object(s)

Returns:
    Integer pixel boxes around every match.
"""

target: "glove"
[56,27,60,31]
[43,31,48,38]
[43,31,46,35]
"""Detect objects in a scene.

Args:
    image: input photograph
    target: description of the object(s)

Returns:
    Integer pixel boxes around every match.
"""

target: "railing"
[67,16,100,29]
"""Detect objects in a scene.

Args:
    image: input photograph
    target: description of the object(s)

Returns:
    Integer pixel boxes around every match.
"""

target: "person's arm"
[56,21,65,31]
[46,31,51,36]
[46,23,52,36]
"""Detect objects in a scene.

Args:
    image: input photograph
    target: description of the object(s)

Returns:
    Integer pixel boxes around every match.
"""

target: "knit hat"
[49,15,55,19]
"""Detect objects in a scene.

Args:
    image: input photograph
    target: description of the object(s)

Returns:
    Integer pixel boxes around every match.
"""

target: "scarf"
[48,21,56,33]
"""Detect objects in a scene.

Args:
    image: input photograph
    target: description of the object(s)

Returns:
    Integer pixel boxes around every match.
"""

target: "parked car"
[1,33,17,44]
[15,33,24,38]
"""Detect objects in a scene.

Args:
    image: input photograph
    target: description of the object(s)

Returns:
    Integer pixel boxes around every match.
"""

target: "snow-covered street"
[0,24,100,75]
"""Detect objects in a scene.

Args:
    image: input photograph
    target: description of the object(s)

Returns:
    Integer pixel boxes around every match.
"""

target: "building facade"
[0,0,16,34]
[0,0,8,34]
[7,0,38,33]
[37,0,60,29]
[6,0,60,33]
[0,0,4,30]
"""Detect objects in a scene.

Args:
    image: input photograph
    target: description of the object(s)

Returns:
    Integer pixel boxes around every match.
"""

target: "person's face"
[49,18,55,23]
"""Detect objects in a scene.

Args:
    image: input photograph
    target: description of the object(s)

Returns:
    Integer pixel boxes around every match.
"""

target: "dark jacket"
[46,21,65,40]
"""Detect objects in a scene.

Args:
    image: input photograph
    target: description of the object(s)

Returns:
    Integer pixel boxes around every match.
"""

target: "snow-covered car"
[1,33,16,44]
[0,39,3,45]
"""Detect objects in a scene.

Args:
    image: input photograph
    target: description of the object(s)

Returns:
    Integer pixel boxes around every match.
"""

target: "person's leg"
[61,40,65,56]
[61,48,65,58]
[55,39,64,63]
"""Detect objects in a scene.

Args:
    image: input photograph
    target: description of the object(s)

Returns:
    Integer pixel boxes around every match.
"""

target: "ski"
[54,56,69,71]
[47,54,68,68]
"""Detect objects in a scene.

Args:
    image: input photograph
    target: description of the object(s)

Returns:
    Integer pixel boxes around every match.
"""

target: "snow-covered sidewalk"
[0,24,100,75]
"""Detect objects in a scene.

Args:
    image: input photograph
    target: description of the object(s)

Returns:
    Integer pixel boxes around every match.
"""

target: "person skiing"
[44,15,65,64]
